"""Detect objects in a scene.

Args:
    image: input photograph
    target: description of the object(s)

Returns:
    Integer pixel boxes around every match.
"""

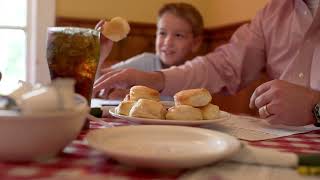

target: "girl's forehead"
[157,13,192,30]
[158,12,189,23]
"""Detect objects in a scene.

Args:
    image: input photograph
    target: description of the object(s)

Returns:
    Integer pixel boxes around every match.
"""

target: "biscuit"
[129,85,160,102]
[102,17,130,42]
[174,88,212,107]
[129,99,166,119]
[123,94,130,101]
[165,105,203,120]
[200,103,220,120]
[115,100,136,116]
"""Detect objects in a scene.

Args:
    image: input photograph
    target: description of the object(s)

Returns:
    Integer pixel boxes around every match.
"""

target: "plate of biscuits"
[109,86,231,126]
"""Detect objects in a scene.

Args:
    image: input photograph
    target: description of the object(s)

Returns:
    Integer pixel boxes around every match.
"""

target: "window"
[0,0,55,94]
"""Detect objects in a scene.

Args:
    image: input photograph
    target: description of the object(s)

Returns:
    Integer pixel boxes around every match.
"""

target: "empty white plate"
[85,125,240,169]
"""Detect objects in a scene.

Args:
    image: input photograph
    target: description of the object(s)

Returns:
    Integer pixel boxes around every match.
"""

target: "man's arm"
[160,6,268,95]
[93,68,164,98]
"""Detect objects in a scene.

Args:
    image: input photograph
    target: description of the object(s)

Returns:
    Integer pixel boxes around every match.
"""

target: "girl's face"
[156,12,201,66]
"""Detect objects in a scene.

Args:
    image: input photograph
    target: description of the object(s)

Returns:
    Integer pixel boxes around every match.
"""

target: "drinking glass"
[46,27,100,106]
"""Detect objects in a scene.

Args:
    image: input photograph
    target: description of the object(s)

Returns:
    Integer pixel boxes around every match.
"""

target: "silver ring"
[262,105,271,117]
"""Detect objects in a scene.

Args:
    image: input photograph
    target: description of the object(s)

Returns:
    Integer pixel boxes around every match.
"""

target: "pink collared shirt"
[161,0,320,96]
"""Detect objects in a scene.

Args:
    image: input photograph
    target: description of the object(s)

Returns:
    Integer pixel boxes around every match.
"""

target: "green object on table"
[298,154,320,166]
[297,154,320,176]
[90,107,102,118]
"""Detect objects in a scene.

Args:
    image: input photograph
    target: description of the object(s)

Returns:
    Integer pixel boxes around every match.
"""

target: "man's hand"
[93,68,165,98]
[100,67,113,74]
[107,89,129,100]
[250,80,320,126]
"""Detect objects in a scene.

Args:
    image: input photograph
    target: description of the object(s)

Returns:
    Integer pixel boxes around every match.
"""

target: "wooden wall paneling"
[206,21,249,50]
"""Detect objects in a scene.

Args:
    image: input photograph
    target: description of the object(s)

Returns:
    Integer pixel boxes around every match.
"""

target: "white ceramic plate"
[86,125,240,169]
[109,107,230,126]
[91,98,121,107]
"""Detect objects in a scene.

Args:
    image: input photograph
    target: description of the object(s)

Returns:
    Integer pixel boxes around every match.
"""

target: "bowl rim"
[0,94,89,118]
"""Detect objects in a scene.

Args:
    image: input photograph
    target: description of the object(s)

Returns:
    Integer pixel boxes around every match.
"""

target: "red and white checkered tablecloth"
[248,130,320,154]
[0,119,320,179]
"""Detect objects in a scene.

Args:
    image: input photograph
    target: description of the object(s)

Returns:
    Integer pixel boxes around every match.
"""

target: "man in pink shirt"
[94,0,320,126]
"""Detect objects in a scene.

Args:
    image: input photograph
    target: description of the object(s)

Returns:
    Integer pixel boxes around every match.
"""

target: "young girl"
[107,2,204,71]
[98,3,204,99]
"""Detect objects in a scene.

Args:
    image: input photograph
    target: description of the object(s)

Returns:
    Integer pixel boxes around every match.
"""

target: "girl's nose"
[164,35,174,46]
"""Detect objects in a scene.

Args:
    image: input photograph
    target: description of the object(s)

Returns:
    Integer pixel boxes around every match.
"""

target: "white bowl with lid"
[0,94,89,162]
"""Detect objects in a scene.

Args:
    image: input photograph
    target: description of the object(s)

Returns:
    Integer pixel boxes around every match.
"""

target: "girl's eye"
[175,33,185,38]
[158,31,166,36]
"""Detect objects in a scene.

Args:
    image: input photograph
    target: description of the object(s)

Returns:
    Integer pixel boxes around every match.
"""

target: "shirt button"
[299,72,304,79]
[304,11,308,15]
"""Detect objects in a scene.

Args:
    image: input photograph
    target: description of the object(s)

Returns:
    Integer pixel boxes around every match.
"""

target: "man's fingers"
[95,20,106,30]
[95,69,121,85]
[100,67,113,74]
[249,80,273,108]
[254,90,273,109]
[93,70,132,96]
[259,105,270,118]
[93,75,115,96]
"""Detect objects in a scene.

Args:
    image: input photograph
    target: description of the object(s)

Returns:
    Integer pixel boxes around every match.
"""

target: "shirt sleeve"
[161,6,268,96]
[111,53,161,72]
